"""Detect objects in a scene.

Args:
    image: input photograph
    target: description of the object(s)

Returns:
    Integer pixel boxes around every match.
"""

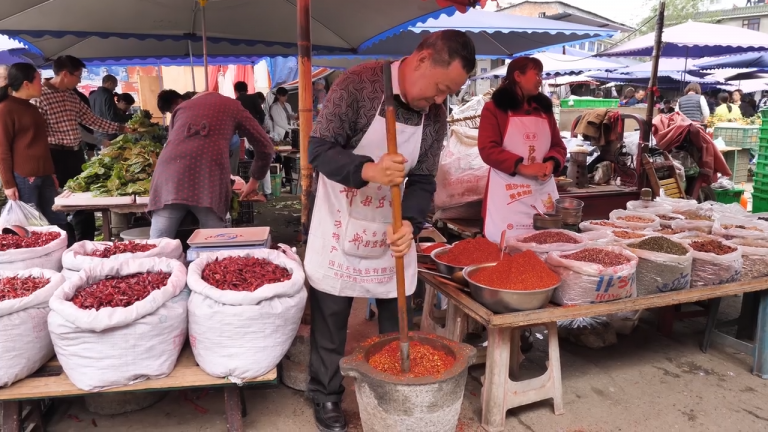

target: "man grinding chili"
[303,30,476,432]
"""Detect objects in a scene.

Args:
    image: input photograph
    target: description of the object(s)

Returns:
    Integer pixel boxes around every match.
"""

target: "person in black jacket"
[234,81,266,126]
[89,74,131,143]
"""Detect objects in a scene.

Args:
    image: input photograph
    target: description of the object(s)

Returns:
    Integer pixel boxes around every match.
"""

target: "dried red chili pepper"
[87,241,157,258]
[70,272,171,310]
[368,341,455,378]
[202,256,291,292]
[470,250,559,291]
[439,237,507,266]
[0,231,61,252]
[0,276,50,301]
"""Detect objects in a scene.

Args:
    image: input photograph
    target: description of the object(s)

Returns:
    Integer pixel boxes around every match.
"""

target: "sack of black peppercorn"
[0,268,66,387]
[623,236,693,296]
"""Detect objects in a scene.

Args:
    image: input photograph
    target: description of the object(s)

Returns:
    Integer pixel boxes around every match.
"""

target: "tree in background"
[636,0,716,35]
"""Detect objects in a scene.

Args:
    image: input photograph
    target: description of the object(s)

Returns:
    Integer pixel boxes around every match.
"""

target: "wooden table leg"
[420,283,437,334]
[509,328,521,381]
[224,386,244,432]
[545,322,565,415]
[657,305,675,337]
[101,210,112,241]
[1,401,21,432]
[481,327,512,432]
[445,301,467,342]
[753,290,768,379]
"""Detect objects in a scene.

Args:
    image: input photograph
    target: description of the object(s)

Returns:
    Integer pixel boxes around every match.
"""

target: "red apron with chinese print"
[484,112,559,244]
[304,62,423,299]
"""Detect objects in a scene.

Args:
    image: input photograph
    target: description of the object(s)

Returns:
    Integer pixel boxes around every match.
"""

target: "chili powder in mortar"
[0,276,51,301]
[368,341,455,378]
[87,241,158,258]
[0,231,61,252]
[419,243,448,255]
[71,272,171,310]
[470,250,559,291]
[202,256,291,292]
[438,237,506,266]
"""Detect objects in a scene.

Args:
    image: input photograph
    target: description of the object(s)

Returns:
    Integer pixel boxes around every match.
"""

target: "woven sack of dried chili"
[61,239,184,279]
[0,226,67,272]
[187,249,306,383]
[547,246,639,306]
[681,238,743,288]
[0,269,65,387]
[48,257,188,391]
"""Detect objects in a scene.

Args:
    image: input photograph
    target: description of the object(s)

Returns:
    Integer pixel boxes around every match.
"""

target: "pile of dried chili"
[0,276,51,302]
[419,243,448,255]
[470,250,559,291]
[689,239,737,256]
[438,237,505,266]
[202,256,291,292]
[0,231,61,252]
[368,341,455,378]
[71,272,171,310]
[87,241,157,258]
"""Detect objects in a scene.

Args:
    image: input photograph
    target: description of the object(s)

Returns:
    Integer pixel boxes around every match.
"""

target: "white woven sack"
[48,257,188,391]
[609,210,661,231]
[187,249,307,383]
[62,239,184,272]
[0,226,66,271]
[0,269,65,387]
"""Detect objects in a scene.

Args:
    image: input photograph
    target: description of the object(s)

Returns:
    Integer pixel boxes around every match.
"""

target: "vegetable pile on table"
[202,256,292,292]
[0,231,62,251]
[86,241,158,258]
[0,276,51,301]
[70,272,171,310]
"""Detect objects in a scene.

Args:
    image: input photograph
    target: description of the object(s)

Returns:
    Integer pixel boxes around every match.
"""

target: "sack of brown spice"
[728,239,768,280]
[61,238,185,280]
[0,226,67,272]
[0,268,65,387]
[712,216,768,240]
[579,220,629,232]
[508,229,586,259]
[623,236,692,296]
[682,238,742,287]
[671,209,715,233]
[609,210,661,231]
[547,246,639,306]
[654,213,685,228]
[48,257,188,391]
[187,250,306,382]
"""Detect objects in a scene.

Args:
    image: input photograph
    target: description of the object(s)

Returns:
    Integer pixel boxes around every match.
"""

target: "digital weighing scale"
[186,227,271,262]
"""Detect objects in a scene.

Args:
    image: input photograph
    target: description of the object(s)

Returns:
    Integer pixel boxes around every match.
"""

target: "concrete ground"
[29,195,768,431]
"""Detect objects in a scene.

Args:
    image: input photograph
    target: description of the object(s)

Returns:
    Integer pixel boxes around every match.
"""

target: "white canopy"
[475,52,626,79]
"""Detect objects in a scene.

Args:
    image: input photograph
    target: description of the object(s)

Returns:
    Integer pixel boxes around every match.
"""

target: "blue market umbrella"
[694,52,768,70]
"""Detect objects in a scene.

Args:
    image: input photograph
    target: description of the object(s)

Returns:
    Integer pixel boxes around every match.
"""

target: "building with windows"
[696,2,768,33]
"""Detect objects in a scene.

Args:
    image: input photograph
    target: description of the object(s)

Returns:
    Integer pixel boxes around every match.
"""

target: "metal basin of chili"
[470,250,559,291]
[202,256,291,292]
[0,276,51,301]
[0,231,61,252]
[561,248,630,267]
[368,340,455,378]
[87,241,158,258]
[70,272,171,310]
[419,243,448,255]
[439,237,507,266]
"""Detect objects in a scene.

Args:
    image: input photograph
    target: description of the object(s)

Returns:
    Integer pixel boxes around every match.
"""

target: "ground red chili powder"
[470,250,559,291]
[0,276,51,301]
[419,243,448,255]
[437,237,506,266]
[368,341,455,378]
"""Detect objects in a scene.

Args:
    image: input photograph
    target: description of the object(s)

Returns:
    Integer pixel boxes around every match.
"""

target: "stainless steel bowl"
[430,246,469,286]
[462,263,559,313]
[417,242,446,265]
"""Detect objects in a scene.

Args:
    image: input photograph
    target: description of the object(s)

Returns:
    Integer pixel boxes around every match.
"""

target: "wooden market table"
[52,203,148,241]
[0,345,277,432]
[418,272,768,432]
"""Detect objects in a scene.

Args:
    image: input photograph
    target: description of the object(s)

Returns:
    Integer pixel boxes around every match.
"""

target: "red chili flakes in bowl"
[470,250,559,291]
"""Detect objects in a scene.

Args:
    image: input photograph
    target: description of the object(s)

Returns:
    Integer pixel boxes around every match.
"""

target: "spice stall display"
[508,230,586,258]
[47,258,188,391]
[0,226,67,272]
[623,237,692,296]
[712,216,768,240]
[187,250,306,382]
[683,238,742,287]
[608,210,661,231]
[0,269,66,387]
[61,239,184,280]
[729,239,768,280]
[547,246,638,305]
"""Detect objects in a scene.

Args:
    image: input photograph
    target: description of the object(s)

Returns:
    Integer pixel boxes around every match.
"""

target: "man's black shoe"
[314,402,347,432]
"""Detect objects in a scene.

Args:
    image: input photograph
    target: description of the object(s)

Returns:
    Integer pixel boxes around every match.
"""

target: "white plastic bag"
[48,258,188,391]
[62,239,184,273]
[671,218,714,234]
[0,200,49,228]
[433,127,489,211]
[655,196,698,213]
[507,229,586,259]
[712,216,768,240]
[625,200,673,215]
[609,210,661,231]
[187,249,307,383]
[547,247,638,305]
[0,269,65,387]
[730,239,768,280]
[623,238,692,295]
[683,238,742,287]
[0,226,67,272]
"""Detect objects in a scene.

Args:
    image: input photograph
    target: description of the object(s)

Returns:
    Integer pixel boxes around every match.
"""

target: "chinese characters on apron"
[304,61,424,299]
[484,112,559,243]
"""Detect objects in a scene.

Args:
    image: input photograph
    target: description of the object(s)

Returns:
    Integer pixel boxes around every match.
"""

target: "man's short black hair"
[234,81,248,94]
[415,29,476,74]
[157,89,184,114]
[52,55,86,76]
[275,87,289,97]
[102,74,118,86]
[182,91,197,100]
[116,93,135,105]
[255,92,266,103]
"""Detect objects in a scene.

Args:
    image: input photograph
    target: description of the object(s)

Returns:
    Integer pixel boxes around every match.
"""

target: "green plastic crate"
[758,159,768,173]
[714,125,760,149]
[753,191,768,213]
[561,98,619,109]
[754,168,768,182]
[723,148,751,183]
[714,187,744,205]
[271,172,283,197]
[761,109,768,120]
[754,183,768,196]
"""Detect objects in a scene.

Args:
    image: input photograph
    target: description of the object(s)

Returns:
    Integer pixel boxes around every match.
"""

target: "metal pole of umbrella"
[188,40,197,92]
[643,0,666,145]
[199,0,209,91]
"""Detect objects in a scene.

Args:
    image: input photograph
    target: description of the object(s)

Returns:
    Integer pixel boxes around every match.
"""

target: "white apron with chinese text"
[304,62,424,298]
[484,112,559,243]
